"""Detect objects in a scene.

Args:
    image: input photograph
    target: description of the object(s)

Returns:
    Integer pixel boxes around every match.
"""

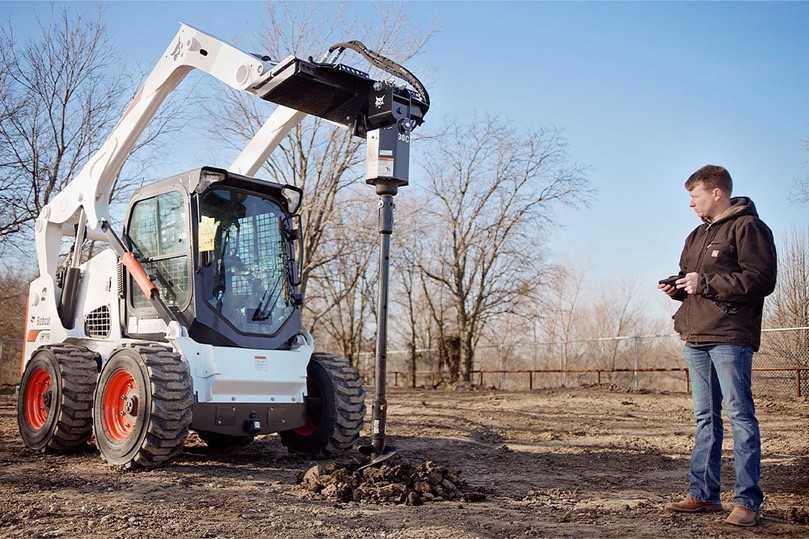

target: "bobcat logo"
[375,96,385,109]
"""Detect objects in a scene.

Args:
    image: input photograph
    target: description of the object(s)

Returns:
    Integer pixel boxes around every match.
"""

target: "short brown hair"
[685,165,733,194]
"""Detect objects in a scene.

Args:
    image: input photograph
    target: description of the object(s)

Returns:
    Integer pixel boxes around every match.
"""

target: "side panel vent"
[85,305,111,338]
[117,262,125,299]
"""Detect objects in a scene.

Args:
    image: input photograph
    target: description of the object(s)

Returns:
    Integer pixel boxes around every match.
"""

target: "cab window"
[127,190,189,311]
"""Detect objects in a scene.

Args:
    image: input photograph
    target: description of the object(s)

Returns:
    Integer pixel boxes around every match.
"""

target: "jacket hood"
[705,196,758,226]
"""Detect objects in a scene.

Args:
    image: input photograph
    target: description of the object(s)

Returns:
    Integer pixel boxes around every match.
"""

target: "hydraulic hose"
[327,40,430,108]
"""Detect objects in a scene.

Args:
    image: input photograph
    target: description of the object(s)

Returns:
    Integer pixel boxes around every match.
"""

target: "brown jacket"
[672,197,777,351]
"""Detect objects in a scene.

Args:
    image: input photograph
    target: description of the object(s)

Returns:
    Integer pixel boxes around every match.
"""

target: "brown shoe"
[665,494,723,513]
[724,505,759,527]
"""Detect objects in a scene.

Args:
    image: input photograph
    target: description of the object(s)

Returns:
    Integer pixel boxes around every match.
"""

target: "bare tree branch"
[0,9,182,255]
[418,117,592,382]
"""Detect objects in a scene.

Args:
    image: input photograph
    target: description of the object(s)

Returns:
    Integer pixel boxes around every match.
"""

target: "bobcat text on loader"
[17,24,429,467]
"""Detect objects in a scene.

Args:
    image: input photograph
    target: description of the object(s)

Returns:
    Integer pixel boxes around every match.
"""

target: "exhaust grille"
[85,305,111,338]
[117,262,125,299]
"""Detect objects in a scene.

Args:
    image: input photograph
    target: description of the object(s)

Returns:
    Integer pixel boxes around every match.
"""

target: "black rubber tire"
[17,345,98,452]
[280,353,366,458]
[196,430,255,450]
[93,344,192,468]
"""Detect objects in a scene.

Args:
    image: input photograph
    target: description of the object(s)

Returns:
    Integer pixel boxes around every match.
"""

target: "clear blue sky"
[5,2,809,320]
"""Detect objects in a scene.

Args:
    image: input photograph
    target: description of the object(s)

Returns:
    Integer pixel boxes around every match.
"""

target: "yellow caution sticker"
[198,217,218,252]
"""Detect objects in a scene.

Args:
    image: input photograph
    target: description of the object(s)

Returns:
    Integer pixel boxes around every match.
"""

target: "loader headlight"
[281,185,303,214]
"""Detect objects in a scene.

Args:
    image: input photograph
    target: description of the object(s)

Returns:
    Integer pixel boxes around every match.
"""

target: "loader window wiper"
[211,223,235,312]
[251,271,284,322]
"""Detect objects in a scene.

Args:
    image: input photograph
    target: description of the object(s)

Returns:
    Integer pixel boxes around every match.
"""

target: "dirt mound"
[298,458,486,505]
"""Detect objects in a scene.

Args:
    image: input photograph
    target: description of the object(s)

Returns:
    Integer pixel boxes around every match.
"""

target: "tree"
[391,200,437,388]
[419,118,591,383]
[764,228,809,371]
[0,10,178,255]
[305,196,378,366]
[0,269,30,385]
[209,3,431,344]
[539,264,587,385]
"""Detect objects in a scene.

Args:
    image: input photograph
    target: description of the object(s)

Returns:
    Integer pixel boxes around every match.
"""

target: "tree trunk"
[445,334,461,383]
[461,332,474,383]
[409,342,417,389]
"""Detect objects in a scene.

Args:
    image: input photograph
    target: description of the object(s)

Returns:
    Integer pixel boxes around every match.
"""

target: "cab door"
[124,189,192,338]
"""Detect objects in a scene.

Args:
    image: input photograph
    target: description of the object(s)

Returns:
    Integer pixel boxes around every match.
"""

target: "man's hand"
[676,272,700,295]
[657,282,678,297]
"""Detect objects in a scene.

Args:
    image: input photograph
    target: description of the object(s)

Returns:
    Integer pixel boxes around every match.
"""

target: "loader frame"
[18,23,427,462]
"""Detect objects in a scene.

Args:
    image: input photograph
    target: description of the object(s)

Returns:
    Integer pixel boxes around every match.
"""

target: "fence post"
[597,370,601,385]
[529,371,533,391]
[797,369,802,398]
[685,368,690,394]
[633,337,640,390]
[394,371,398,387]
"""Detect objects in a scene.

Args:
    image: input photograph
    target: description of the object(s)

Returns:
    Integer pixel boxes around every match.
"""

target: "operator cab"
[122,167,304,350]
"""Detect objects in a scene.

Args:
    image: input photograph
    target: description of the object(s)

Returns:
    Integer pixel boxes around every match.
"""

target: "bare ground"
[1,386,807,538]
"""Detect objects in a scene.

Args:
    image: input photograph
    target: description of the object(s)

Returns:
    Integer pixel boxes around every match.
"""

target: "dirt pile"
[298,458,486,505]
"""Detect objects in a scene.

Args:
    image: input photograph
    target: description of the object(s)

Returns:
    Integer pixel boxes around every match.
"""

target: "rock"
[320,484,338,499]
[362,467,387,482]
[377,483,406,503]
[320,462,339,475]
[320,482,353,502]
[427,470,444,485]
[441,479,458,493]
[326,468,353,487]
[463,491,486,502]
[302,466,323,492]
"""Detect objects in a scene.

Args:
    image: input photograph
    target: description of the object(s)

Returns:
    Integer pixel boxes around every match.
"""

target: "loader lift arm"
[37,23,428,332]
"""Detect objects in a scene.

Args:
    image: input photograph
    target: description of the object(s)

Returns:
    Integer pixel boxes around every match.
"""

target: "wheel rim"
[24,367,52,430]
[102,369,139,442]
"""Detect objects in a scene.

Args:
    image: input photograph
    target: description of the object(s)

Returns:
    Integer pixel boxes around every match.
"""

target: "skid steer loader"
[16,24,428,467]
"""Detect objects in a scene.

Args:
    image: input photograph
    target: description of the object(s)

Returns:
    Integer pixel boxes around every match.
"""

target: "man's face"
[688,183,722,220]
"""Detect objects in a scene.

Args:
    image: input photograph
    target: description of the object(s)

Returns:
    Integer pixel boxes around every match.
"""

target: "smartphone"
[658,276,679,287]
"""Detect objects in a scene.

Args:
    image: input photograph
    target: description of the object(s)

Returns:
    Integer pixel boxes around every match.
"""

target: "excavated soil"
[298,458,486,505]
[0,386,807,538]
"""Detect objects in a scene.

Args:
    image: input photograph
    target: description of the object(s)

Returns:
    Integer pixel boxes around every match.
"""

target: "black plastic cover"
[252,57,427,138]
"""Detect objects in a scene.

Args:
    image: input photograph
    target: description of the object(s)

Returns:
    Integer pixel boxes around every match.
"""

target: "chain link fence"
[359,327,809,398]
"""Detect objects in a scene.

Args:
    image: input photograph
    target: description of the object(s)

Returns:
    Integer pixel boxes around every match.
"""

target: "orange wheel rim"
[102,369,139,442]
[24,367,51,430]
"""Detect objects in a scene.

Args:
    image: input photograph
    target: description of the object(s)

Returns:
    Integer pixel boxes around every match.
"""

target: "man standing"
[659,165,777,527]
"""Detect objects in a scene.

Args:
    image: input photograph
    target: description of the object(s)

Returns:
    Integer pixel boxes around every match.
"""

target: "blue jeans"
[683,344,763,511]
